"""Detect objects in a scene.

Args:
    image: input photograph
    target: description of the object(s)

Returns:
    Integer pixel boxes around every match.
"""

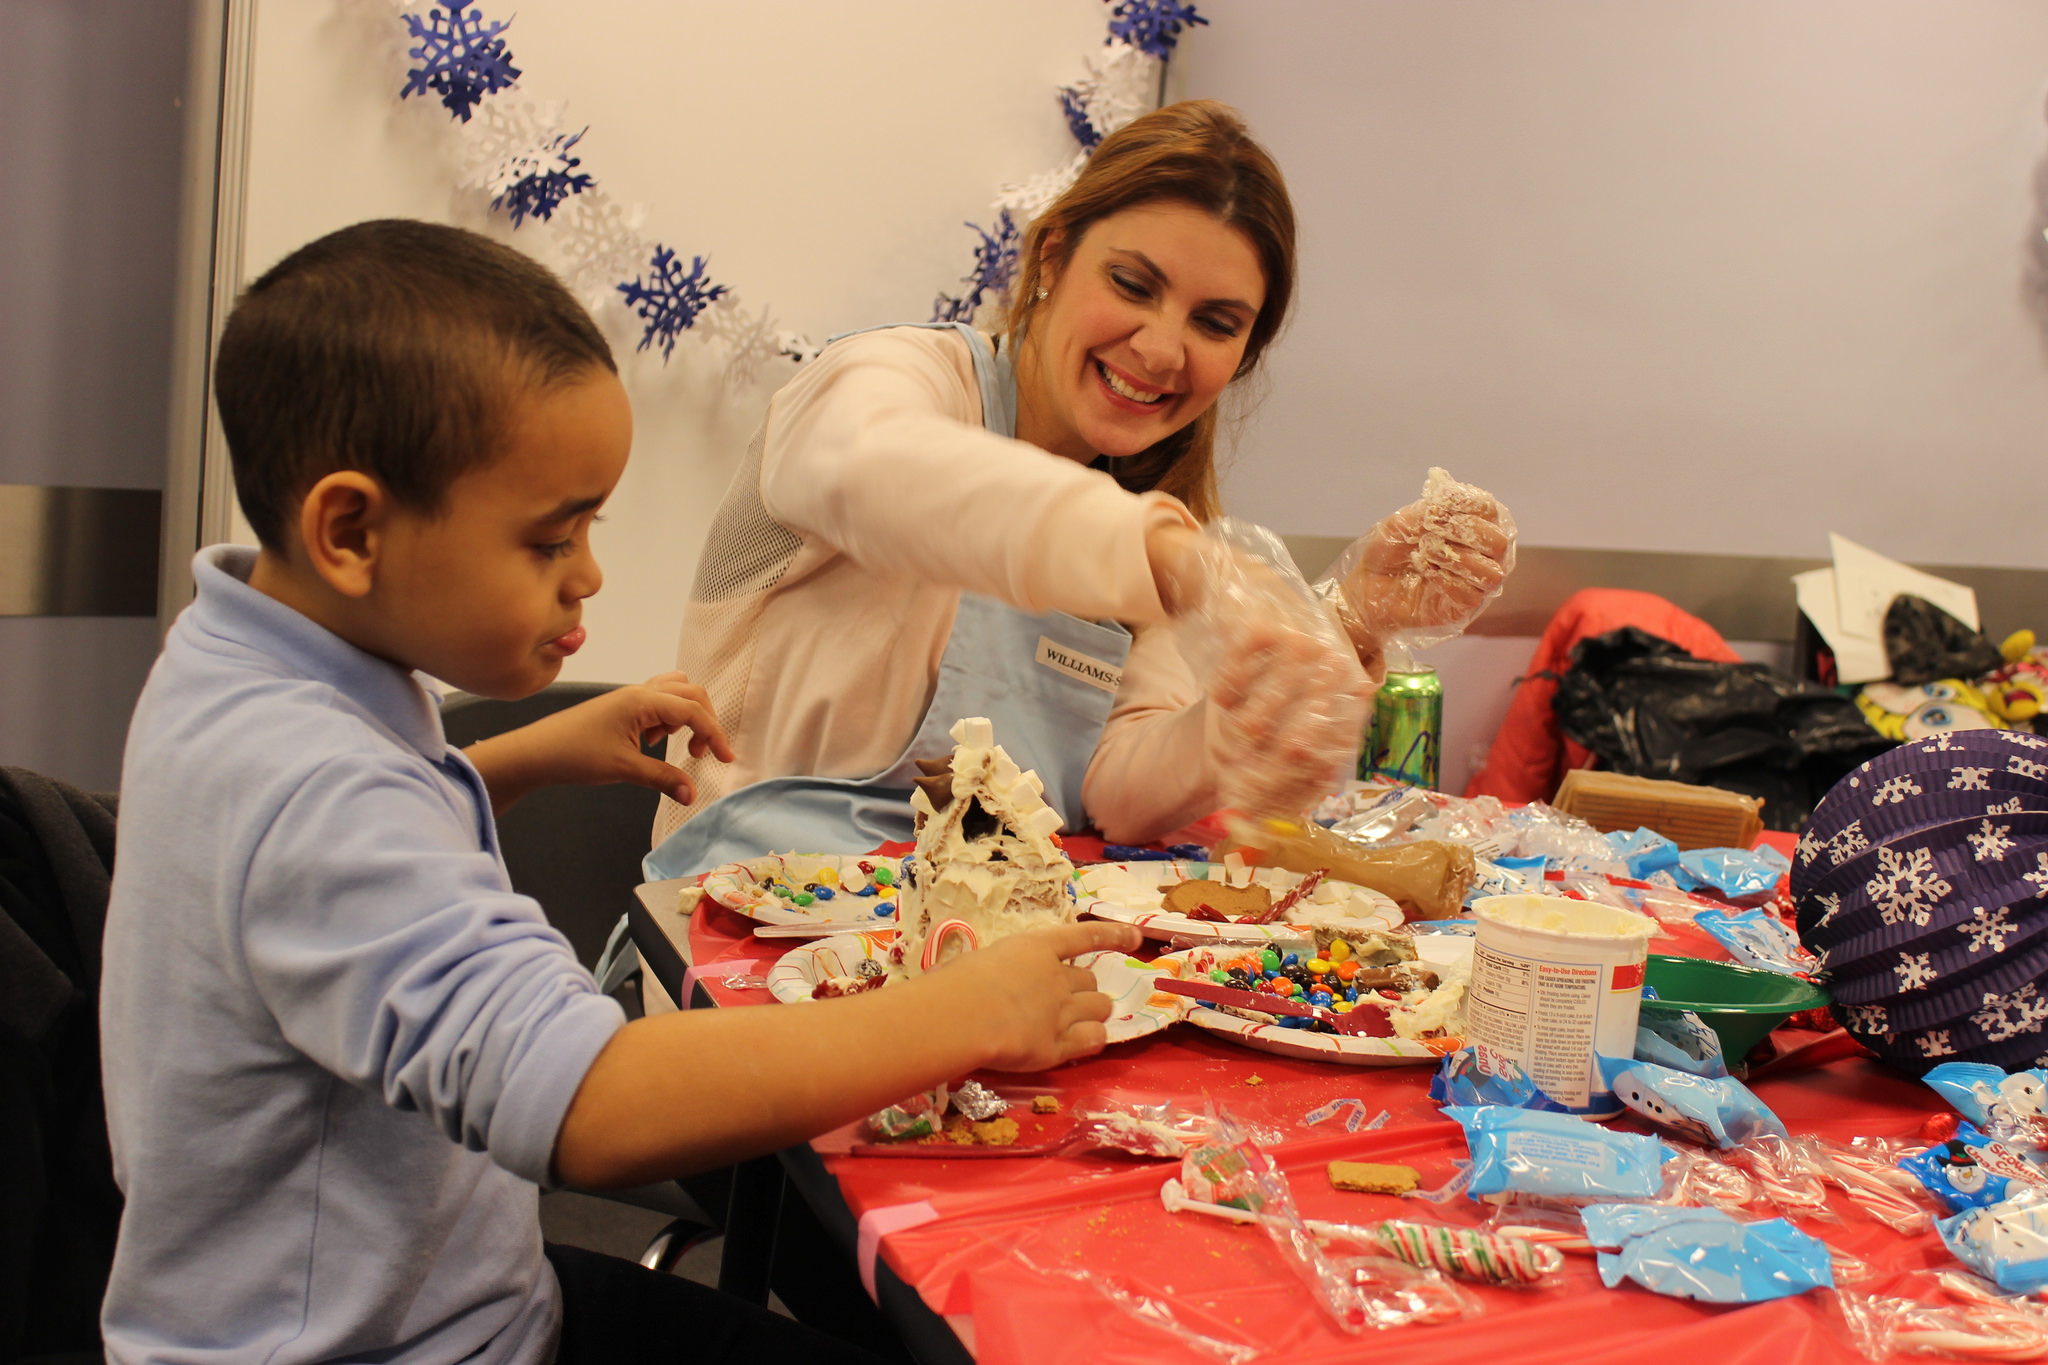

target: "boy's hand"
[465,672,735,814]
[920,921,1145,1072]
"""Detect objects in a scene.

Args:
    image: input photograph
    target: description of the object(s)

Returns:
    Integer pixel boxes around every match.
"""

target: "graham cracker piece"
[1328,1161,1420,1195]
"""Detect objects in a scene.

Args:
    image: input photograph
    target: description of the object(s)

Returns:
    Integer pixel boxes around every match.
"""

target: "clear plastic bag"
[1837,1272,2048,1362]
[1167,518,1374,819]
[1073,1099,1283,1159]
[1317,467,1519,667]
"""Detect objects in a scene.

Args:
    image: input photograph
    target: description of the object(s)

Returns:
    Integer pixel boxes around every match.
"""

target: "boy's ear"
[296,471,390,600]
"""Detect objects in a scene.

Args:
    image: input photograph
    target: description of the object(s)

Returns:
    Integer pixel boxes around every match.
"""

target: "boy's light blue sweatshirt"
[100,547,625,1365]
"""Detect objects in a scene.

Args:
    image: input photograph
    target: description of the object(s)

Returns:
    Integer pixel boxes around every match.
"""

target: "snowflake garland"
[618,247,730,362]
[401,2,520,123]
[388,0,1211,377]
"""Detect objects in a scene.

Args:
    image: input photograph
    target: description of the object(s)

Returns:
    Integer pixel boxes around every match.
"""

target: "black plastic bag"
[1551,627,1893,831]
[1883,594,2002,685]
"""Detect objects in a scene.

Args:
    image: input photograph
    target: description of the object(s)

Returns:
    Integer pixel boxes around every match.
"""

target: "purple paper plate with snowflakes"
[1793,728,2048,1072]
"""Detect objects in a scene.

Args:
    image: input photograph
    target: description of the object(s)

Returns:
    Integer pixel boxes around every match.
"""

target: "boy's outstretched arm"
[464,671,734,814]
[552,920,1143,1189]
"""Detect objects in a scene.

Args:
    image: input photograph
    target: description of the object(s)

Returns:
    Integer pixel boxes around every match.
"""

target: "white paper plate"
[768,930,1178,1045]
[700,853,905,934]
[1153,937,1473,1066]
[1076,860,1403,944]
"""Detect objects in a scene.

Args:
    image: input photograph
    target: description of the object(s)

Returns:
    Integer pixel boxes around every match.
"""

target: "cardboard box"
[1552,770,1764,851]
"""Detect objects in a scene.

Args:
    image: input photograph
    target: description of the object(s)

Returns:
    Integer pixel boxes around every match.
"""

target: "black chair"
[439,683,721,1272]
[0,768,122,1365]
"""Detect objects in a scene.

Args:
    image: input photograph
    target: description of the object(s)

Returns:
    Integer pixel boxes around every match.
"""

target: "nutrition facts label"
[1465,943,1603,1107]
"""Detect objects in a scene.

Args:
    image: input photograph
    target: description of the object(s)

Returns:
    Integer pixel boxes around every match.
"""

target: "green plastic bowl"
[1639,954,1832,1061]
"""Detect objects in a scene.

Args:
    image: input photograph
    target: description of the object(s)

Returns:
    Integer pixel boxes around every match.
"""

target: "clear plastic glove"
[1322,467,1517,666]
[1160,518,1374,819]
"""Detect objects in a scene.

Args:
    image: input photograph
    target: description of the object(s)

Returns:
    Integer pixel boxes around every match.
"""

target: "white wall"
[1182,0,2048,571]
[235,0,1111,686]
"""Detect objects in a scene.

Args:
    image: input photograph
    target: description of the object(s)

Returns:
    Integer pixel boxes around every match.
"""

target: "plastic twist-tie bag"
[1169,518,1372,819]
[1318,467,1518,667]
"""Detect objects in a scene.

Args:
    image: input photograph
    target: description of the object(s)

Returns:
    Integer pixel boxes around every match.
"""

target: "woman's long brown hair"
[1006,100,1297,523]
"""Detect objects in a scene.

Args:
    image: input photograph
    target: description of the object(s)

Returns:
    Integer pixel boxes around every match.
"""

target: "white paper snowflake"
[456,97,570,199]
[1894,952,1939,991]
[1971,819,2017,864]
[1951,767,1992,791]
[552,189,650,312]
[2009,756,2048,781]
[1828,821,1870,867]
[1865,844,1952,928]
[1843,1003,1892,1038]
[1973,982,2048,1042]
[993,149,1089,221]
[693,294,788,391]
[1918,1030,1957,1058]
[2027,854,2048,899]
[1067,41,1159,143]
[1872,775,1924,806]
[1959,904,2018,954]
[1812,890,1844,929]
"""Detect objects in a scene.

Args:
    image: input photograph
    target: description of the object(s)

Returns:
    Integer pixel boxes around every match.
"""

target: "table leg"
[717,1153,784,1305]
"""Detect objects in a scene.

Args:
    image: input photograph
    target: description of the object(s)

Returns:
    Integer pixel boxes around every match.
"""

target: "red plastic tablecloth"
[682,834,1959,1365]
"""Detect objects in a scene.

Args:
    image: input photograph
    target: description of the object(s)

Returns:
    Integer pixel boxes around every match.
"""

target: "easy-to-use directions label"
[1466,943,1607,1108]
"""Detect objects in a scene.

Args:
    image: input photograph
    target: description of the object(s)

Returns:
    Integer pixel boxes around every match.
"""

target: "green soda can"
[1362,665,1443,789]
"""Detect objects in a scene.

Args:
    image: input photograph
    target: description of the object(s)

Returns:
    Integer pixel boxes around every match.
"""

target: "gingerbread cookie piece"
[1159,879,1272,921]
[1328,1161,1421,1195]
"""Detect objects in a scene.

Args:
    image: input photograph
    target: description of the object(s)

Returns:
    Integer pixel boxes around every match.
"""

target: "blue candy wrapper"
[1636,1008,1730,1078]
[1582,1205,1833,1303]
[1606,827,1681,879]
[1923,1063,2048,1152]
[1692,907,1816,976]
[1672,845,1790,901]
[1597,1055,1786,1149]
[1936,1193,2048,1294]
[1442,1104,1672,1200]
[1899,1122,2048,1213]
[1431,1046,1568,1111]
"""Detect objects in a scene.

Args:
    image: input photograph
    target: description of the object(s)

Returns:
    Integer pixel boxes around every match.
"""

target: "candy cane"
[1366,1220,1564,1285]
[920,918,981,971]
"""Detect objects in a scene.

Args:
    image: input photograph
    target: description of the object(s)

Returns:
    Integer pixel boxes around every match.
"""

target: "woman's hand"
[1152,520,1375,819]
[920,921,1144,1072]
[465,672,736,815]
[1333,469,1517,659]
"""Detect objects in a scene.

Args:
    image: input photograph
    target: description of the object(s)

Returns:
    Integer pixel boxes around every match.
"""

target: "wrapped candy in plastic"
[867,1083,950,1140]
[1597,1055,1787,1149]
[1938,1190,2048,1295]
[1607,827,1682,879]
[1924,1062,2048,1152]
[1164,518,1374,818]
[1636,1007,1730,1078]
[1443,1104,1673,1201]
[1838,1273,2048,1362]
[1691,907,1818,976]
[1901,1122,2048,1214]
[1431,1046,1563,1111]
[1672,845,1791,903]
[1316,467,1518,666]
[1580,1205,1833,1304]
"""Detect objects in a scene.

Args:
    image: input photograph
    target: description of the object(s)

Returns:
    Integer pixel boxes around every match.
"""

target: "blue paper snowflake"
[401,3,521,123]
[1058,87,1102,151]
[930,211,1020,325]
[495,130,595,228]
[618,247,729,361]
[1105,0,1208,59]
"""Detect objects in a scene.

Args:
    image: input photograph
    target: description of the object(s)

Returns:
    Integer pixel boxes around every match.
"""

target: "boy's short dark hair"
[215,219,616,549]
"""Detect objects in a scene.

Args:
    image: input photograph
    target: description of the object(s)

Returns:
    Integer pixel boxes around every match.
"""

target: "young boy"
[99,219,1137,1365]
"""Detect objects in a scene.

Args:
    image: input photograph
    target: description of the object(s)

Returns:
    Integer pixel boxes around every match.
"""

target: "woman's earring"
[1035,288,1049,300]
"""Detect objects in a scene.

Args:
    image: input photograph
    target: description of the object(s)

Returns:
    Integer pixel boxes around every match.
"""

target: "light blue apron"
[642,322,1133,882]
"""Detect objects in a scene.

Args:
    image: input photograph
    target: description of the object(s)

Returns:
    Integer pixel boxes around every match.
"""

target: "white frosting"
[895,717,1078,975]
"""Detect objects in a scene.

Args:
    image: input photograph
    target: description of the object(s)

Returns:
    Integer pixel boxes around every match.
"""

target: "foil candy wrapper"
[952,1079,1010,1121]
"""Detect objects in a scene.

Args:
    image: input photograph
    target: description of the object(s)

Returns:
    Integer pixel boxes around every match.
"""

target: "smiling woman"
[645,102,1443,876]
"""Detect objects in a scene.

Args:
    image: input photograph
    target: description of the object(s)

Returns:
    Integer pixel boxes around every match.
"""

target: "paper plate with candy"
[1076,859,1402,944]
[767,930,1179,1045]
[700,853,907,934]
[1152,934,1471,1066]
